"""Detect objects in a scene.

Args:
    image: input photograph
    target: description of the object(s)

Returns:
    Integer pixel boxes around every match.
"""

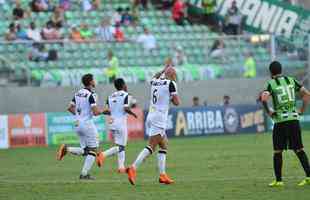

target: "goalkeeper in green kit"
[259,61,310,187]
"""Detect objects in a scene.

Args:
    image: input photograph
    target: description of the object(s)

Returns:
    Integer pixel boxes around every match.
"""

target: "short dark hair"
[82,73,94,86]
[114,78,125,90]
[269,61,282,76]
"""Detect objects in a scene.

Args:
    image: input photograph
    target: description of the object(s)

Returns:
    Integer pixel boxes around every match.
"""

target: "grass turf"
[1,132,310,200]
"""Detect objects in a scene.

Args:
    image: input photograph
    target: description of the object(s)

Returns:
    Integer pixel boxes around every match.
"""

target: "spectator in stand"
[51,7,64,28]
[105,50,119,83]
[202,0,218,31]
[132,0,148,10]
[69,25,83,42]
[156,0,174,10]
[172,45,187,66]
[42,20,61,40]
[30,0,53,12]
[209,39,225,59]
[111,7,122,25]
[95,19,115,42]
[29,43,49,62]
[192,96,200,107]
[16,24,28,40]
[223,95,230,106]
[5,23,17,41]
[243,52,256,78]
[121,7,133,26]
[136,27,157,51]
[27,22,42,41]
[81,0,99,11]
[59,0,71,11]
[224,0,243,35]
[80,23,94,40]
[114,23,125,42]
[13,0,26,20]
[172,0,187,26]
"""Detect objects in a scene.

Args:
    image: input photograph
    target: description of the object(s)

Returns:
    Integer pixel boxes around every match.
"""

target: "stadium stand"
[0,0,308,86]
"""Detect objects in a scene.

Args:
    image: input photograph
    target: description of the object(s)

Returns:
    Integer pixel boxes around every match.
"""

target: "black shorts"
[273,120,303,151]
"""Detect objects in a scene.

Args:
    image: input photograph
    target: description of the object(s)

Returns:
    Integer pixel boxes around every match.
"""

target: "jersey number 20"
[276,85,295,103]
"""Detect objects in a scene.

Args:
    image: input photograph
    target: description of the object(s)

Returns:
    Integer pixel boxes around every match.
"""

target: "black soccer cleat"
[79,174,95,180]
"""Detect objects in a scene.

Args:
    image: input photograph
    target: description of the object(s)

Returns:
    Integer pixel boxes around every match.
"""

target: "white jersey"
[71,88,97,122]
[147,78,177,128]
[107,90,129,130]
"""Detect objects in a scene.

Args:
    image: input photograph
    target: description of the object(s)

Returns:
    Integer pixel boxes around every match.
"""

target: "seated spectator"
[30,0,53,12]
[27,22,42,41]
[209,39,225,58]
[13,0,25,20]
[51,7,64,28]
[16,24,28,40]
[81,0,99,11]
[172,0,187,26]
[202,0,219,31]
[95,19,115,42]
[111,7,122,25]
[5,23,17,41]
[114,23,125,42]
[133,0,148,10]
[136,27,157,51]
[29,43,49,62]
[80,23,94,40]
[172,45,187,66]
[224,1,243,35]
[69,25,83,42]
[223,95,231,106]
[192,96,200,107]
[59,0,71,11]
[121,7,133,26]
[42,21,61,40]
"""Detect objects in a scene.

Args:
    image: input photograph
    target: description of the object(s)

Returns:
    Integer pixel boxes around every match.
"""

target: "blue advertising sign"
[145,105,265,138]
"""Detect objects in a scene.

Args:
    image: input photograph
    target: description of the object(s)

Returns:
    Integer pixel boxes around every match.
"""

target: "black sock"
[273,153,283,181]
[296,150,310,177]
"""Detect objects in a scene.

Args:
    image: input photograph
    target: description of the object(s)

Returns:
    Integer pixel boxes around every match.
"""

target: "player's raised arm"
[298,87,310,115]
[166,67,180,106]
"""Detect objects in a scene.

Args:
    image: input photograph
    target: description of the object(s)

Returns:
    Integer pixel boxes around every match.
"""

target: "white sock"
[158,150,167,174]
[132,146,152,169]
[104,146,119,157]
[67,147,84,156]
[118,151,125,169]
[81,155,95,176]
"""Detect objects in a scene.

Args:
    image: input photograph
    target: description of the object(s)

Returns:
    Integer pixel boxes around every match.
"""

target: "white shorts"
[75,120,99,149]
[110,125,128,146]
[146,119,166,138]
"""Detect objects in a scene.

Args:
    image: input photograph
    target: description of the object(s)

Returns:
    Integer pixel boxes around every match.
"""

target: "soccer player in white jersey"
[96,78,137,173]
[56,74,110,180]
[126,66,180,185]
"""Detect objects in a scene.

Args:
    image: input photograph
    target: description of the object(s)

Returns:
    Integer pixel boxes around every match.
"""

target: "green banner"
[32,65,224,87]
[188,0,310,38]
[46,112,107,145]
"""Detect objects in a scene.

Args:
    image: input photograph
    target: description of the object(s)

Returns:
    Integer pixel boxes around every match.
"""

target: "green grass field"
[1,133,310,200]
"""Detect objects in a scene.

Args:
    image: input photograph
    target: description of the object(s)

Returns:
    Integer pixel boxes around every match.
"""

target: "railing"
[0,34,309,87]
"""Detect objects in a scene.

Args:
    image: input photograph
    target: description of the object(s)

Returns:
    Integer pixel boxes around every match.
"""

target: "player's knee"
[274,150,283,154]
[118,145,125,152]
[145,145,154,154]
[294,149,304,154]
[83,146,97,157]
[158,149,167,154]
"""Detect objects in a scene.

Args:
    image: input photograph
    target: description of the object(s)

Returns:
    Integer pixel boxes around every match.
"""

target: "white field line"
[0,176,304,184]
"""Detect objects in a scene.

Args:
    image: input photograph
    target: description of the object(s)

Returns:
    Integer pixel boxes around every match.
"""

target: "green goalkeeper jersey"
[265,76,302,123]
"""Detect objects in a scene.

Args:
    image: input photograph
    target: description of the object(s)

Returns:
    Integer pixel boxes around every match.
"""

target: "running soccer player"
[260,61,310,187]
[126,66,180,185]
[96,78,137,173]
[56,73,110,180]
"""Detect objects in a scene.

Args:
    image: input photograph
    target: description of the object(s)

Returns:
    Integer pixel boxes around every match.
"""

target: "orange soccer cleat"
[56,144,67,161]
[117,168,126,174]
[96,152,106,167]
[126,166,136,185]
[159,173,175,184]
